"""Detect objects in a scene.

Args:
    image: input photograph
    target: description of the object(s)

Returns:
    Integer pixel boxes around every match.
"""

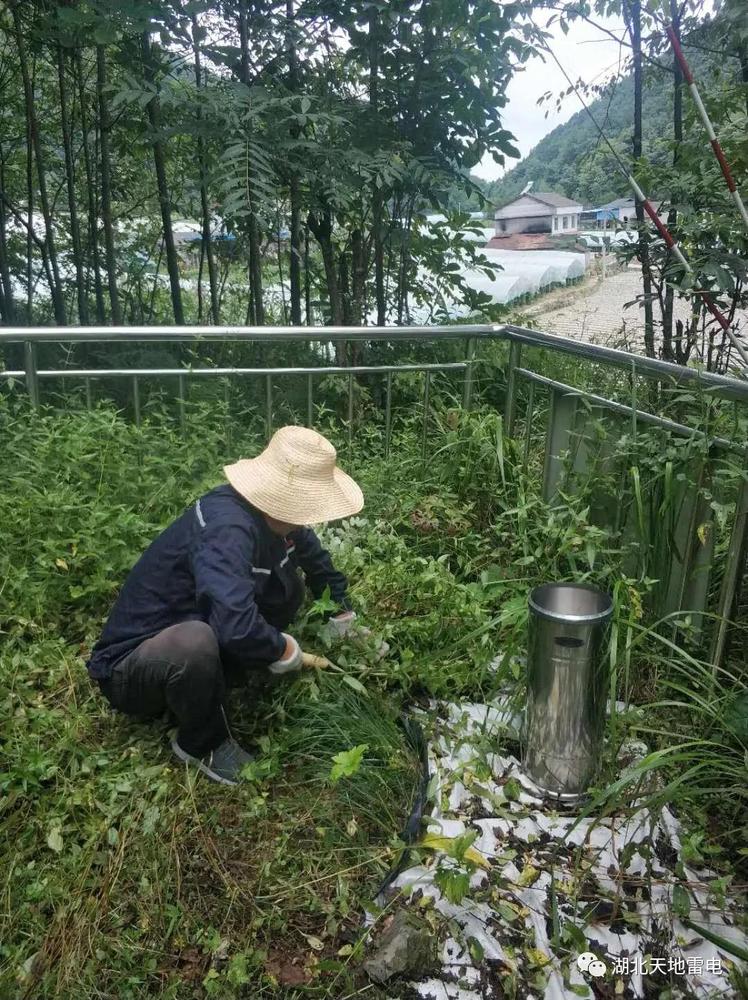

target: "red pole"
[666,24,748,232]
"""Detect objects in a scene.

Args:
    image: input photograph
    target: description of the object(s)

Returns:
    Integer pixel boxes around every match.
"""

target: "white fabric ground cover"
[383,697,747,1000]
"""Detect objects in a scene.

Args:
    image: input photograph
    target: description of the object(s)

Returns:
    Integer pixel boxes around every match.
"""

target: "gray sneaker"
[171,736,255,786]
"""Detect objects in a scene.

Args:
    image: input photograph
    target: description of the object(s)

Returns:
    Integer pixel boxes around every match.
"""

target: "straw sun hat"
[224,426,364,525]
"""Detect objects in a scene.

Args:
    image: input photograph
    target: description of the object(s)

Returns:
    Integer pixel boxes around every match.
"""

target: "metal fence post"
[462,337,476,411]
[347,372,354,450]
[710,468,748,672]
[543,389,579,502]
[132,376,141,426]
[178,374,187,434]
[523,381,535,469]
[659,456,712,626]
[504,339,522,437]
[384,372,393,460]
[265,374,273,438]
[681,490,716,634]
[307,373,313,428]
[24,340,39,408]
[421,370,431,459]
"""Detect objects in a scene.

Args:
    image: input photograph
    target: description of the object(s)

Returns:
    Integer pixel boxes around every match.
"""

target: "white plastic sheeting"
[407,247,588,321]
[383,693,747,1000]
[579,229,638,247]
[463,227,498,245]
[457,249,587,312]
[407,272,532,325]
[417,218,588,309]
[478,251,556,294]
[460,270,534,305]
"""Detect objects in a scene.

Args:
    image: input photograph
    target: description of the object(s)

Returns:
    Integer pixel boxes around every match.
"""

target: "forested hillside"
[478,34,736,208]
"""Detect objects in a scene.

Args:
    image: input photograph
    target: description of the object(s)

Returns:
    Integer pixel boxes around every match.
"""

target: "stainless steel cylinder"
[522,583,613,798]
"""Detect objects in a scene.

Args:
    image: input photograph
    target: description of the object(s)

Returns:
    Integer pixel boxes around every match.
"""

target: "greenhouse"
[455,250,589,309]
[478,248,587,288]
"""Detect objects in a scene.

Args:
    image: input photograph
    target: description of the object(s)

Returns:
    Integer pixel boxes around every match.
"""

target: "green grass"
[0,397,499,998]
[1,392,746,997]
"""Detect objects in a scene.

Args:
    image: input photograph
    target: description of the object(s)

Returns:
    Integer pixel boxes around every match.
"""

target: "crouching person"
[86,426,364,786]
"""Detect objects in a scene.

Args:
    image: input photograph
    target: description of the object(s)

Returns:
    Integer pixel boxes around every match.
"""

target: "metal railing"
[1,321,747,667]
[0,324,483,453]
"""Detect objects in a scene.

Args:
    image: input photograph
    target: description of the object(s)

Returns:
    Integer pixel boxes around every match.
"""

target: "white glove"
[325,611,358,639]
[268,633,303,675]
[324,613,390,659]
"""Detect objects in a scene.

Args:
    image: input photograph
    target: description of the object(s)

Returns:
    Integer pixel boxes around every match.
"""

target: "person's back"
[87,506,197,681]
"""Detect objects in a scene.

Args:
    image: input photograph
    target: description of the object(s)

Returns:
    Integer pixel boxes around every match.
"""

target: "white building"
[493,192,584,236]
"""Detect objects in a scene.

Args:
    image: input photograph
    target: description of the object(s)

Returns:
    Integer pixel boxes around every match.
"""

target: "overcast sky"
[473,12,629,181]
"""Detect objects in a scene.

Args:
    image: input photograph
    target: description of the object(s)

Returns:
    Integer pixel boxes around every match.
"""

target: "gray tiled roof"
[529,192,584,209]
[494,191,583,212]
[596,197,636,211]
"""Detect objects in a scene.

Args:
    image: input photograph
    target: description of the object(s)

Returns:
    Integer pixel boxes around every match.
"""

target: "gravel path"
[521,262,747,356]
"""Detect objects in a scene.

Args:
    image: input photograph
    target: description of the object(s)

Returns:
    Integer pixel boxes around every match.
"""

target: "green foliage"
[0,0,542,330]
[1,378,747,997]
[433,866,471,905]
[329,744,369,783]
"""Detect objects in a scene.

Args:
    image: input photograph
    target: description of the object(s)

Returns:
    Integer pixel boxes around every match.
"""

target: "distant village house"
[493,192,583,236]
[593,197,636,226]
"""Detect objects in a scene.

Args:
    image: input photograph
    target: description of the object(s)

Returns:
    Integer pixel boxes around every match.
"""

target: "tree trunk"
[25,64,34,321]
[289,176,303,324]
[625,0,655,358]
[141,31,184,324]
[197,232,205,322]
[76,51,105,323]
[0,151,16,323]
[339,250,351,326]
[12,3,66,324]
[276,205,288,322]
[397,199,414,326]
[248,208,265,324]
[96,46,122,323]
[191,14,219,324]
[372,190,386,325]
[57,46,88,324]
[369,5,386,326]
[286,0,302,325]
[662,0,683,363]
[351,227,366,326]
[308,209,343,326]
[238,0,264,325]
[304,224,311,324]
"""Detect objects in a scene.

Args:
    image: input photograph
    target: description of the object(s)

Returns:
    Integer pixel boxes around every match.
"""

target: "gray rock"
[363,910,437,984]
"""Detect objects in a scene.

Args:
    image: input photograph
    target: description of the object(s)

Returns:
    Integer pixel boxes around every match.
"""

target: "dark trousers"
[99,582,303,757]
[100,621,228,756]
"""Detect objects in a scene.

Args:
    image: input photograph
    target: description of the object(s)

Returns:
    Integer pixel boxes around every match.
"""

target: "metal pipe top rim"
[528,582,613,624]
[0,323,495,343]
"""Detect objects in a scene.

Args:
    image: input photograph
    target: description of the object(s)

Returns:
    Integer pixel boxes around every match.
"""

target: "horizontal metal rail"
[0,323,493,343]
[4,322,746,400]
[503,324,748,402]
[515,368,745,455]
[0,361,467,380]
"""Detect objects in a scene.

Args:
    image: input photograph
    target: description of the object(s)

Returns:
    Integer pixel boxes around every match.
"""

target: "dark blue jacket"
[87,484,350,681]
